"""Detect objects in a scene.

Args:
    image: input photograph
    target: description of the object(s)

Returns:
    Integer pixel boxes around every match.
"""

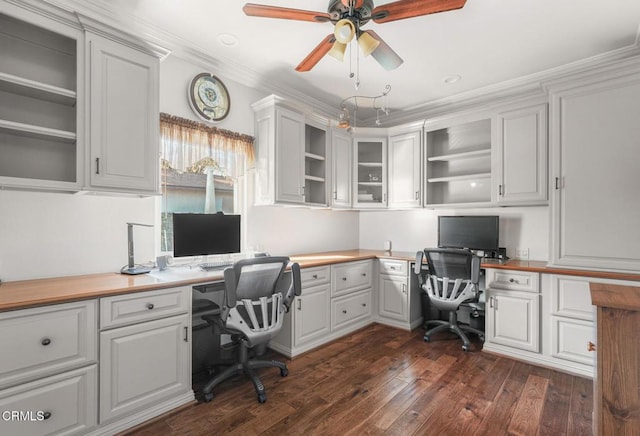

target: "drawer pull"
[42,411,52,420]
[509,278,519,284]
[342,277,347,281]
[342,309,347,314]
[588,341,596,352]
[147,303,154,310]
[362,303,367,307]
[390,266,396,270]
[312,274,318,279]
[41,338,51,346]
[362,273,367,277]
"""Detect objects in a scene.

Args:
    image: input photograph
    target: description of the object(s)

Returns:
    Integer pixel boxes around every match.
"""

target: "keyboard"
[199,261,233,271]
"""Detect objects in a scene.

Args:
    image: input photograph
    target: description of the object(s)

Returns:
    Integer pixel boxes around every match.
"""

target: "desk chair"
[201,256,301,403]
[415,248,484,351]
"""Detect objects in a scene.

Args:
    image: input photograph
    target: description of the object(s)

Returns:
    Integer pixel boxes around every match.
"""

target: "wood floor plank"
[124,324,592,436]
[537,370,574,436]
[507,374,550,435]
[567,375,594,436]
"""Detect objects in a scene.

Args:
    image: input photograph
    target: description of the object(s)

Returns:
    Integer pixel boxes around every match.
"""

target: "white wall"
[0,190,156,281]
[358,206,549,261]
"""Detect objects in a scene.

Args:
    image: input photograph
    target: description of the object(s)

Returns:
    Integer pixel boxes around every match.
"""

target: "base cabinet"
[378,274,408,322]
[270,261,373,358]
[486,289,540,352]
[0,365,97,436]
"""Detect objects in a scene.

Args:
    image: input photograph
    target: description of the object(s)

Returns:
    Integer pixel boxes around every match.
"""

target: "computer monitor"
[438,215,499,252]
[172,213,241,257]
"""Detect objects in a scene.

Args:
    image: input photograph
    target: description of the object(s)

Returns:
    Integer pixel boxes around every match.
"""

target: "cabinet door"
[275,106,305,203]
[99,314,190,423]
[550,71,640,271]
[294,284,330,347]
[88,33,159,193]
[496,103,547,205]
[353,137,387,208]
[331,129,352,208]
[388,130,421,208]
[486,289,539,352]
[378,274,408,322]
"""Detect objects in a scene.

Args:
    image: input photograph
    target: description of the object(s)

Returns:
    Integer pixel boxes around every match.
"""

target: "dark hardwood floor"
[124,324,593,435]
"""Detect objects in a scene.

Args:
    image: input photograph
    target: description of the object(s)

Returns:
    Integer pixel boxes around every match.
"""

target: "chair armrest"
[282,262,301,313]
[223,268,237,308]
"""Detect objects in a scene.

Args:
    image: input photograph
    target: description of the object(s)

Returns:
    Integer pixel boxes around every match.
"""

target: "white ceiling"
[73,0,640,123]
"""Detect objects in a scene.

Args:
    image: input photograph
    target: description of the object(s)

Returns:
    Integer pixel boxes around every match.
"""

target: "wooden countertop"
[590,282,640,311]
[1,249,639,312]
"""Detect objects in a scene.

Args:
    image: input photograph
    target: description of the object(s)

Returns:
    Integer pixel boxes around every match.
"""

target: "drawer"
[0,364,97,436]
[331,260,373,297]
[551,276,595,320]
[486,269,539,293]
[300,265,331,288]
[100,286,190,330]
[379,259,408,276]
[331,289,372,331]
[0,300,97,390]
[551,316,595,366]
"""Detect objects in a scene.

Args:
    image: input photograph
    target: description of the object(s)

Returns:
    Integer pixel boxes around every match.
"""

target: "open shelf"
[305,175,325,183]
[358,181,383,186]
[0,119,76,143]
[427,172,491,183]
[427,149,491,162]
[358,162,383,167]
[0,71,76,106]
[304,152,325,161]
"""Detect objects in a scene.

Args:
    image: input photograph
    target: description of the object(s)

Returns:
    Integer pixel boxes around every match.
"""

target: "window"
[159,113,254,252]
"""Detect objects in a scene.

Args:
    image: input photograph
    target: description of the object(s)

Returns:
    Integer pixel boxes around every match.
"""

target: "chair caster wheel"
[258,393,267,403]
[479,335,485,342]
[202,392,214,403]
[424,335,431,343]
[462,345,469,352]
[280,368,288,377]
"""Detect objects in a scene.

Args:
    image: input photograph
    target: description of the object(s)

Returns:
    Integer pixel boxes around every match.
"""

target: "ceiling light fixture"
[337,84,391,130]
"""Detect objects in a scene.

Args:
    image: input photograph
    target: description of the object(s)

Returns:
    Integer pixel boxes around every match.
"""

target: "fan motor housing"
[328,0,374,25]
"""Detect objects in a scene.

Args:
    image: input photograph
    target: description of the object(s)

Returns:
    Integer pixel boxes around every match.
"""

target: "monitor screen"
[172,213,241,257]
[438,215,499,252]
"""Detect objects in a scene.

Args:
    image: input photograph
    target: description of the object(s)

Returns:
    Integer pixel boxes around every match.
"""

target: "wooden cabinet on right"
[495,102,548,205]
[590,282,640,436]
[548,60,640,271]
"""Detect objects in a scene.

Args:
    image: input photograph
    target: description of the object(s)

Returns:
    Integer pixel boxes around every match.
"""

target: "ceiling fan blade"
[243,3,331,23]
[295,34,336,72]
[365,30,404,71]
[372,0,466,24]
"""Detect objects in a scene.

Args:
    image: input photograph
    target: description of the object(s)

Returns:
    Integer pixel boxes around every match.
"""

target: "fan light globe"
[358,31,380,57]
[334,19,355,44]
[328,41,347,61]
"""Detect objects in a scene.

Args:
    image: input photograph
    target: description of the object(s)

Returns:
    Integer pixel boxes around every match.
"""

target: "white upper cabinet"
[331,128,352,208]
[353,136,387,208]
[252,96,330,206]
[0,7,83,191]
[424,114,493,207]
[388,128,422,208]
[496,102,548,205]
[86,31,160,194]
[548,60,640,271]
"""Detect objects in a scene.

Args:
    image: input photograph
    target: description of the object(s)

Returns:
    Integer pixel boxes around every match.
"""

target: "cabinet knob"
[41,338,51,346]
[390,266,396,270]
[587,341,597,352]
[342,309,347,314]
[342,277,347,281]
[312,274,318,279]
[509,278,519,284]
[147,303,154,310]
[42,411,52,420]
[362,273,367,277]
[362,303,367,307]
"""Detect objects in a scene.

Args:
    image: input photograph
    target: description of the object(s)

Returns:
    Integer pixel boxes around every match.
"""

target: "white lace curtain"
[159,113,254,177]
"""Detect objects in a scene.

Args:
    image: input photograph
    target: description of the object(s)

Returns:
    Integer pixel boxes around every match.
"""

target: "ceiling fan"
[243,0,467,72]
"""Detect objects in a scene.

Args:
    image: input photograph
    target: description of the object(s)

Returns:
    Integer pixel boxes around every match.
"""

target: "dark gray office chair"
[201,256,301,403]
[415,248,484,351]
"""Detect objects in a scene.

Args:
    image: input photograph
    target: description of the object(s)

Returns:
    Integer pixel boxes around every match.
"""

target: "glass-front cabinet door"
[353,137,387,208]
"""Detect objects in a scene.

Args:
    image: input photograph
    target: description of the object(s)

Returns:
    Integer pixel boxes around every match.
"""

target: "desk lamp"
[120,222,153,275]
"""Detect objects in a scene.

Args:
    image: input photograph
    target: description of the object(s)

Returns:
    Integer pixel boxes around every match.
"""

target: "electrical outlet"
[515,248,529,260]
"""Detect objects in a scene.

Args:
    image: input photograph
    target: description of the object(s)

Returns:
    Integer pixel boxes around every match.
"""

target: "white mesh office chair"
[201,256,301,403]
[415,248,484,351]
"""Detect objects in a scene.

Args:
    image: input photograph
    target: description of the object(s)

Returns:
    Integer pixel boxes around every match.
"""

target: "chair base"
[200,340,288,403]
[424,311,485,351]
